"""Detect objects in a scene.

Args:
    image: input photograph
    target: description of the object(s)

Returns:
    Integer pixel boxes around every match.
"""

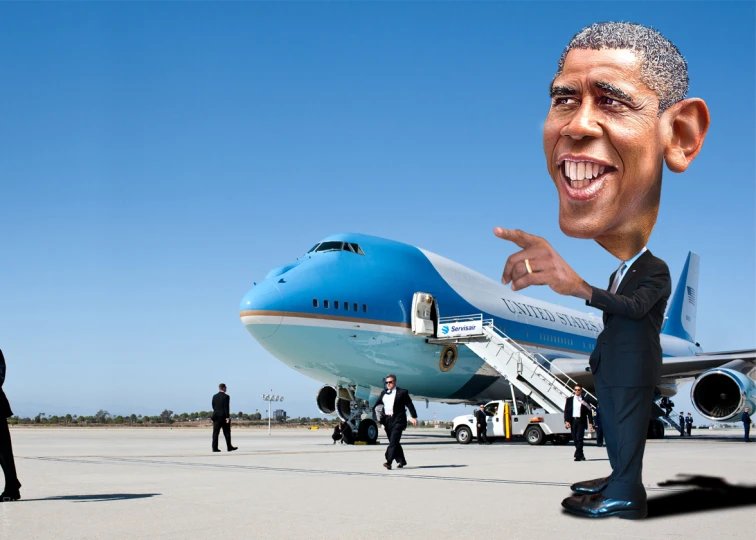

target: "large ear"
[663,98,710,173]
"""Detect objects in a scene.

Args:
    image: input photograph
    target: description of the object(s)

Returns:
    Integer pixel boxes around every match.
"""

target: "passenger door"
[485,402,504,437]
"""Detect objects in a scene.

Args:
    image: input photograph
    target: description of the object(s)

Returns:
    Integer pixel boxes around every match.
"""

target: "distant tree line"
[7,410,346,426]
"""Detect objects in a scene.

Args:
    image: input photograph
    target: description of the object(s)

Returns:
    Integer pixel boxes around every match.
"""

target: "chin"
[558,214,604,240]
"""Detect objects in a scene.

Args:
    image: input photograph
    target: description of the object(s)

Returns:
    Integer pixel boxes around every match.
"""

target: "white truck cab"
[451,400,583,446]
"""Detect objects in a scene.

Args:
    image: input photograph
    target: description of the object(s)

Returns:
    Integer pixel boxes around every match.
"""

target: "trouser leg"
[600,385,654,502]
[0,419,20,492]
[222,422,232,449]
[571,421,585,458]
[212,420,222,450]
[385,419,404,465]
[596,427,604,446]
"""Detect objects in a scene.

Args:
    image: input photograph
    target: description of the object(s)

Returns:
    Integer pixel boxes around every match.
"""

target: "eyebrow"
[550,85,576,97]
[550,82,634,103]
[595,81,634,102]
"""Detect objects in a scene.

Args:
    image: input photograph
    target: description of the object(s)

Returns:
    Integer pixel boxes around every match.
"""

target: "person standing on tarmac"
[475,404,492,445]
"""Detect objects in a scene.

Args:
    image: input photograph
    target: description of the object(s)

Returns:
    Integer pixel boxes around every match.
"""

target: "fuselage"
[240,233,701,403]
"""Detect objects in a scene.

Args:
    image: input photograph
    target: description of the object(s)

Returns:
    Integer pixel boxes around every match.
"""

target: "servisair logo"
[441,325,450,335]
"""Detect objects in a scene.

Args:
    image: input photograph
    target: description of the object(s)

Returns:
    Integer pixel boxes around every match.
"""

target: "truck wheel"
[456,426,472,444]
[358,419,379,444]
[525,425,545,445]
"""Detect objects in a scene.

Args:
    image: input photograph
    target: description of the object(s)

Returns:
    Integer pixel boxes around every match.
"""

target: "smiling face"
[544,48,666,257]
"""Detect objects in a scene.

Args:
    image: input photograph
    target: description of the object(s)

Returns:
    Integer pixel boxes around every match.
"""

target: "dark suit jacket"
[563,395,593,426]
[474,409,488,427]
[373,387,418,428]
[0,349,12,419]
[587,250,671,387]
[211,391,230,422]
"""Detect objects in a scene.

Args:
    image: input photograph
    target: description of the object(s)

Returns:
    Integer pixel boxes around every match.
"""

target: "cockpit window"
[308,241,365,255]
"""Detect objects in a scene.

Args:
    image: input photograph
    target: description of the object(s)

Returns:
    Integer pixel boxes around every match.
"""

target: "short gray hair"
[554,22,688,113]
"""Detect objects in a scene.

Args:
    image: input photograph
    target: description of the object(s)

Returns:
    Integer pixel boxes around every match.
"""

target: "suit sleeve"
[224,394,230,419]
[372,392,384,412]
[564,399,570,423]
[587,264,671,320]
[405,392,418,419]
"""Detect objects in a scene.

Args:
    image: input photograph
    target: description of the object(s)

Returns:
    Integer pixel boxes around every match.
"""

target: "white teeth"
[562,160,609,185]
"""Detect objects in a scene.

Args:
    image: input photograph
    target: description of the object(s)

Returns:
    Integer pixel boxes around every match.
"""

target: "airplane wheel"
[525,425,545,445]
[358,419,379,444]
[456,426,472,444]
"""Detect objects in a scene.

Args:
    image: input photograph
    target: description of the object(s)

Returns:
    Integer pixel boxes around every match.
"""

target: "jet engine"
[691,360,756,421]
[316,385,337,415]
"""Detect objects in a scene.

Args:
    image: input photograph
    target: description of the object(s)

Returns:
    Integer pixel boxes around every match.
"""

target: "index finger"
[493,227,539,249]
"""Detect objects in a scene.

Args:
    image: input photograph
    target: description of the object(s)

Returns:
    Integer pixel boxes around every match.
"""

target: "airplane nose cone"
[239,281,285,339]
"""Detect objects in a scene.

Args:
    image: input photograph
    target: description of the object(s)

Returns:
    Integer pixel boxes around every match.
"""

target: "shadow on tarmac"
[647,475,756,519]
[16,493,160,503]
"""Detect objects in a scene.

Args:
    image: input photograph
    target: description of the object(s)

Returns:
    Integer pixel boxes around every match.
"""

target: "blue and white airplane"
[240,233,755,443]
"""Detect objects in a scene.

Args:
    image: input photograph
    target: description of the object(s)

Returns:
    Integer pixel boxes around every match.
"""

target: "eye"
[599,96,627,108]
[552,96,577,107]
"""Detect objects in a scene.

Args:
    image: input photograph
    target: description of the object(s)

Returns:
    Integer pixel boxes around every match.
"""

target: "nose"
[560,101,603,140]
[239,280,285,339]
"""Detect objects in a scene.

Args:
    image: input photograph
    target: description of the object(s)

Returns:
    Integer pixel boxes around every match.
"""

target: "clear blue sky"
[1,2,753,422]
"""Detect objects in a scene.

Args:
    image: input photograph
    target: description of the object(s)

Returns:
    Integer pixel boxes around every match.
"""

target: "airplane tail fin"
[661,252,699,343]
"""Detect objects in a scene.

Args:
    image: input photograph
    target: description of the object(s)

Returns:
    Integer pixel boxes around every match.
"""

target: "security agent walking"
[743,407,752,443]
[372,375,418,470]
[211,384,238,452]
[685,413,693,436]
[475,404,491,445]
[564,385,593,461]
[678,412,685,436]
[0,350,21,501]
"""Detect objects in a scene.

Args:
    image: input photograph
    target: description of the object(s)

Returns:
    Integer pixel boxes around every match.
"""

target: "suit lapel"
[616,250,652,297]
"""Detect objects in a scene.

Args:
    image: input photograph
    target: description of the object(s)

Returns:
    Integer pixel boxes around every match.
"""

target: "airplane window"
[353,303,358,312]
[308,243,321,253]
[350,243,365,255]
[344,243,355,253]
[312,299,318,308]
[363,304,368,313]
[344,302,349,311]
[334,301,339,309]
[315,241,344,253]
[324,300,329,308]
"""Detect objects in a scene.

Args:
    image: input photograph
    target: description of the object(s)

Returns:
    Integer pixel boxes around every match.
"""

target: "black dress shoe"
[574,456,586,461]
[571,476,610,494]
[228,446,238,452]
[212,449,221,452]
[397,462,407,468]
[561,493,647,520]
[0,490,21,502]
[383,462,392,470]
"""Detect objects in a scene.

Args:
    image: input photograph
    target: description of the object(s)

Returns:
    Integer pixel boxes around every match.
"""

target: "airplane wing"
[550,349,756,385]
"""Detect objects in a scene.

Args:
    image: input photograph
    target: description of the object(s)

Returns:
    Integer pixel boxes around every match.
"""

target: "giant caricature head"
[543,22,710,259]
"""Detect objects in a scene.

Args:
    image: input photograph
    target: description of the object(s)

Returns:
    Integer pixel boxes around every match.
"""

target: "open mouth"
[559,159,617,201]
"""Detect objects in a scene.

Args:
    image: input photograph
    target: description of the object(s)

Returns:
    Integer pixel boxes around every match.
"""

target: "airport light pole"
[261,394,284,435]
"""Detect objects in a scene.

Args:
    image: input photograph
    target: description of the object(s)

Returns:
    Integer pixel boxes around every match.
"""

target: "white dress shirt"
[572,395,585,418]
[383,390,396,415]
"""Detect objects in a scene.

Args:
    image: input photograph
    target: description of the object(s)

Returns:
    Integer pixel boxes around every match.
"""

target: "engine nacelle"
[316,385,337,415]
[691,361,756,421]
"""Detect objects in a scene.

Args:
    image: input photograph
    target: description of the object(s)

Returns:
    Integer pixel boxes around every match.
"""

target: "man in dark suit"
[211,383,237,452]
[678,411,685,436]
[372,374,418,470]
[743,407,752,443]
[564,385,593,461]
[495,22,708,520]
[685,413,693,436]
[0,350,21,501]
[475,404,491,445]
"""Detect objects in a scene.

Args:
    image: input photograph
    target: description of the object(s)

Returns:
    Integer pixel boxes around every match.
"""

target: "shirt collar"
[620,246,647,271]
